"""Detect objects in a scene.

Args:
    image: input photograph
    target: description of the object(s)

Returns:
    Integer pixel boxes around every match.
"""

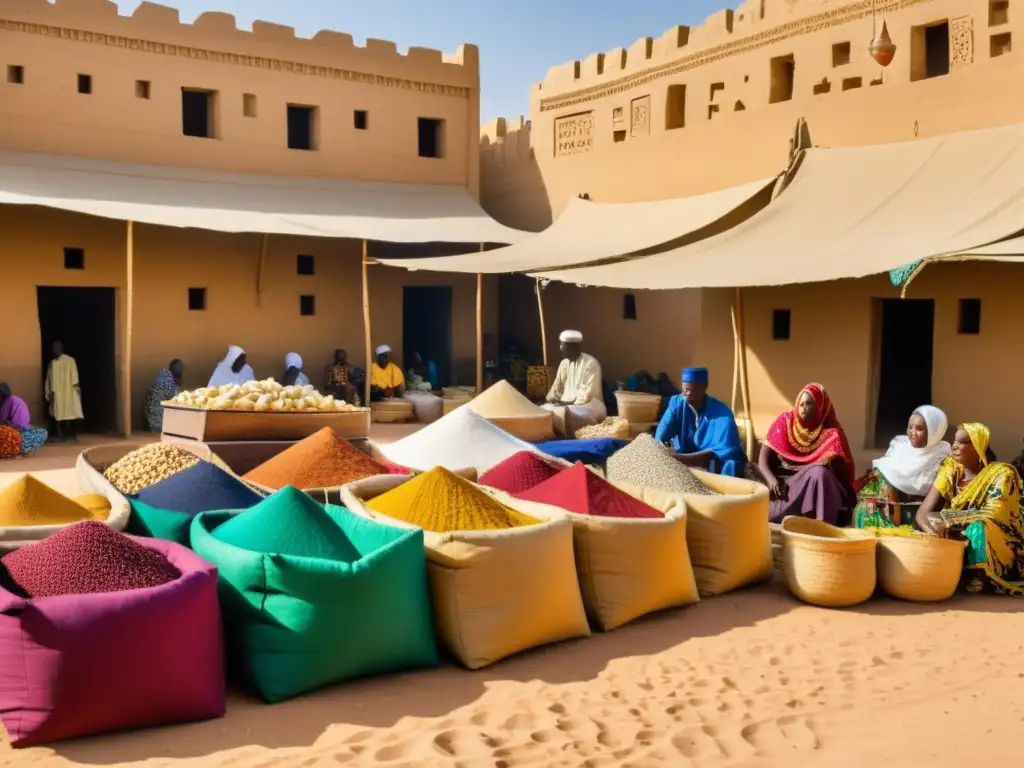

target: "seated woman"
[0,382,48,456]
[145,359,183,433]
[759,383,856,525]
[916,423,1024,595]
[852,405,951,528]
[283,352,310,387]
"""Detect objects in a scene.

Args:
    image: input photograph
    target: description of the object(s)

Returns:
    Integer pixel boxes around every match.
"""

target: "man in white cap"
[370,344,404,401]
[542,330,606,437]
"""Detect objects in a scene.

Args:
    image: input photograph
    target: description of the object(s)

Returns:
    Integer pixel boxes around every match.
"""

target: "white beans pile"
[607,433,719,496]
[103,444,200,495]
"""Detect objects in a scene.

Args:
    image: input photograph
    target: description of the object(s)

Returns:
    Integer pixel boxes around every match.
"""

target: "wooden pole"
[535,278,549,367]
[734,287,755,460]
[256,234,269,307]
[476,272,484,393]
[122,220,134,437]
[362,240,372,406]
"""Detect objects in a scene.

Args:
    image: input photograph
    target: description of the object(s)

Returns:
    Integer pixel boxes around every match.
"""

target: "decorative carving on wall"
[0,19,471,98]
[554,112,594,156]
[950,15,974,67]
[539,0,935,111]
[630,95,650,136]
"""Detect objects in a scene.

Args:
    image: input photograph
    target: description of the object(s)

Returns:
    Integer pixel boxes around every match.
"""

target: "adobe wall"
[0,206,497,431]
[0,0,480,194]
[482,0,1024,228]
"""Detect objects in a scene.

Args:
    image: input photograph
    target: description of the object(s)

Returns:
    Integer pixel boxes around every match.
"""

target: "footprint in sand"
[431,728,501,758]
[740,715,820,755]
[670,724,729,759]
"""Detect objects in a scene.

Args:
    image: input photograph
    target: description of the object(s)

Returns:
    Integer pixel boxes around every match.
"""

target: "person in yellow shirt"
[370,344,405,401]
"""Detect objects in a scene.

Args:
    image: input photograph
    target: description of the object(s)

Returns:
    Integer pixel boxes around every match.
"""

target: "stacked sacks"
[342,468,589,669]
[0,474,128,551]
[468,380,554,442]
[607,434,772,597]
[130,461,264,545]
[0,522,224,746]
[511,463,698,631]
[190,487,437,702]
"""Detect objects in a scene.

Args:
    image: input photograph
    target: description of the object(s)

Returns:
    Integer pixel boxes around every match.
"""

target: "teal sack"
[128,499,194,546]
[190,487,438,703]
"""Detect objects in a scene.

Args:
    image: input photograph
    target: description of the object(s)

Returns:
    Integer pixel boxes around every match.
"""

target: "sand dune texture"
[4,578,1021,767]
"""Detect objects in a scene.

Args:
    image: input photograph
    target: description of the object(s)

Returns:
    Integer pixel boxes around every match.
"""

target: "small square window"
[63,247,85,270]
[296,254,315,275]
[832,41,851,67]
[135,80,151,99]
[772,309,791,340]
[991,32,1012,57]
[243,93,257,118]
[77,73,92,95]
[354,110,368,130]
[622,292,637,320]
[300,295,316,316]
[958,298,981,335]
[188,287,207,311]
[7,65,24,85]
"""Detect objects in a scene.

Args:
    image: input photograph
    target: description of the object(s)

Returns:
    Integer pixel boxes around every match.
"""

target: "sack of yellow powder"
[341,473,590,670]
[0,476,100,528]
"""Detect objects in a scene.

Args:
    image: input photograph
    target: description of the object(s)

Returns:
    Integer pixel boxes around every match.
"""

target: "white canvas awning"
[0,151,528,244]
[375,176,777,273]
[533,122,1024,288]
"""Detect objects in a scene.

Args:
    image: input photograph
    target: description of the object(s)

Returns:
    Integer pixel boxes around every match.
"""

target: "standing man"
[44,340,83,442]
[542,330,606,437]
[370,344,405,401]
[655,366,745,477]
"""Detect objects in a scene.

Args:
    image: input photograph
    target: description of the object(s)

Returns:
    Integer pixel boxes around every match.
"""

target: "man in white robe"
[542,330,607,437]
[44,340,84,442]
[208,345,256,388]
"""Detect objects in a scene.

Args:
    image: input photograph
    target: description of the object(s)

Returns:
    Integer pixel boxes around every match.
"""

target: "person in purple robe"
[0,383,48,455]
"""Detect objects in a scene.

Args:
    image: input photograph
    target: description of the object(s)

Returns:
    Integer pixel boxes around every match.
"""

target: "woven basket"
[442,386,476,399]
[487,414,554,443]
[780,516,877,608]
[873,530,967,602]
[526,366,554,400]
[770,522,784,571]
[614,391,661,423]
[371,399,416,424]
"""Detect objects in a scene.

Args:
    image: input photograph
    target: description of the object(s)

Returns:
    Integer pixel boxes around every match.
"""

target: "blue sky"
[113,0,727,121]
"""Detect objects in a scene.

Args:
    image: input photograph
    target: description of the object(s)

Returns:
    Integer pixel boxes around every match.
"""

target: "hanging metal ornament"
[869,1,897,67]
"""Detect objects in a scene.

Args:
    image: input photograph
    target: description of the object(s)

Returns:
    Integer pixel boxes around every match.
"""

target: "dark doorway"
[874,298,934,447]
[402,286,453,388]
[36,286,118,434]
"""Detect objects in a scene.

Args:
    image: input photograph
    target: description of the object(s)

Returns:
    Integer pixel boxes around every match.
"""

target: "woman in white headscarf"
[283,352,309,386]
[208,345,256,388]
[852,405,951,528]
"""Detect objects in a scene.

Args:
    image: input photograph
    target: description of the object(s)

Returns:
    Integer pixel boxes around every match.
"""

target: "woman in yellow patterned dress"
[916,423,1024,594]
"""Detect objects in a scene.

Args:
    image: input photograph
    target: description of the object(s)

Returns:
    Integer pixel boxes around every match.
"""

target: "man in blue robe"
[654,366,745,478]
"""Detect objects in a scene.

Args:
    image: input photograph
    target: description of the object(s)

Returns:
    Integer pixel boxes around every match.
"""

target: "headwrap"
[285,352,303,370]
[208,345,254,388]
[871,405,950,496]
[764,383,856,483]
[559,330,583,343]
[375,345,391,356]
[681,367,708,384]
[960,422,991,467]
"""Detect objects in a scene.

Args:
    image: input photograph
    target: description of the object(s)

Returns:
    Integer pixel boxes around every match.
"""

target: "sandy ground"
[1,433,1022,766]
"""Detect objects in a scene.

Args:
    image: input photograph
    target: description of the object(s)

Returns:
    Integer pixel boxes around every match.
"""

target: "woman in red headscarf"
[758,383,856,525]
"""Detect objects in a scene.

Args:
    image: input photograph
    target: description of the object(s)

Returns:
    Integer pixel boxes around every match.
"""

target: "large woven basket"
[526,366,554,399]
[371,399,416,423]
[781,516,877,608]
[873,529,967,602]
[614,391,661,423]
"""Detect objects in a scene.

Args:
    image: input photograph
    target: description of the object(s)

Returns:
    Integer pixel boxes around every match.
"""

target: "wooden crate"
[161,405,371,443]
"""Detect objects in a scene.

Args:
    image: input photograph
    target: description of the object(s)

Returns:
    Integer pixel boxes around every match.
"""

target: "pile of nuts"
[103,444,200,495]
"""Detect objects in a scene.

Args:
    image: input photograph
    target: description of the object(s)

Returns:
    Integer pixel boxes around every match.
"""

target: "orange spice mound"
[244,427,390,490]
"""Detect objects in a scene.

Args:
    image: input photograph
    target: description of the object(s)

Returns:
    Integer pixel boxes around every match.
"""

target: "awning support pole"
[733,287,755,460]
[535,279,549,367]
[122,220,134,437]
[476,262,484,394]
[256,234,269,307]
[362,240,372,407]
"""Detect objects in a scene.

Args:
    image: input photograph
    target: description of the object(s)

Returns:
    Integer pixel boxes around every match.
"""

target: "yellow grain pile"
[103,444,200,495]
[0,475,101,526]
[468,380,546,419]
[366,467,539,533]
[73,494,112,521]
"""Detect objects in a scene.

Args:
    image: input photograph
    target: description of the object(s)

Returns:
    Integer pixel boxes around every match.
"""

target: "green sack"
[191,487,438,703]
[128,499,194,546]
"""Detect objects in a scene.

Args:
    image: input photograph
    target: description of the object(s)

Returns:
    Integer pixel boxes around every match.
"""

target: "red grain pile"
[2,521,181,598]
[244,427,391,490]
[515,462,663,519]
[479,451,564,494]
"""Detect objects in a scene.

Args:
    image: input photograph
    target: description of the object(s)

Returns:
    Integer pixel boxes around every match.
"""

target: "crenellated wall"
[0,0,481,192]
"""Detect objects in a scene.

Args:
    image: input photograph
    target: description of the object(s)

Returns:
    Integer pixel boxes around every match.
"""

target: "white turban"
[375,344,391,356]
[285,352,302,370]
[559,330,583,343]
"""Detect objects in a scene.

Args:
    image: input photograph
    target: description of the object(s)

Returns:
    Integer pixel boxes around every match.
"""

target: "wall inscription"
[630,95,650,136]
[950,16,974,67]
[555,112,594,156]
